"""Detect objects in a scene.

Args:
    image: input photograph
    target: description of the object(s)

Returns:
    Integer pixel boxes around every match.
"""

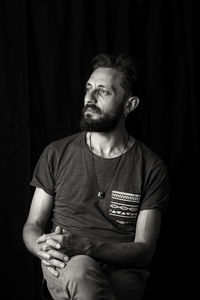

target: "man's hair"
[91,54,139,96]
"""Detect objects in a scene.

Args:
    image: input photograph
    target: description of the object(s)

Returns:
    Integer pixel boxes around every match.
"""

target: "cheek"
[101,101,116,114]
[100,96,113,109]
[99,104,109,115]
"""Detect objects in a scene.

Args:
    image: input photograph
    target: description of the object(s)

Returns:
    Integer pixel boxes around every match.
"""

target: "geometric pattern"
[109,190,141,222]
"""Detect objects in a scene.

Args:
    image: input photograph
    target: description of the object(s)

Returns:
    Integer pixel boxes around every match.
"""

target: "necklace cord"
[89,133,129,198]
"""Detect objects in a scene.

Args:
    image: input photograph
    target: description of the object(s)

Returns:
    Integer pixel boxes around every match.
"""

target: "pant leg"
[42,255,116,300]
[102,265,150,300]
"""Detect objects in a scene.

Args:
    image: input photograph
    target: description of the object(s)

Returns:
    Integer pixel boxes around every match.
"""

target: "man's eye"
[98,89,109,95]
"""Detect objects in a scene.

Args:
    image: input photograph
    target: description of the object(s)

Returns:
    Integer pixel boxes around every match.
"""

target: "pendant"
[98,191,105,199]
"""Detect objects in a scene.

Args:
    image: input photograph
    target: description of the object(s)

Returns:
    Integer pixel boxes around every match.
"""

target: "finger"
[36,230,62,244]
[48,258,66,269]
[45,231,71,244]
[38,250,51,260]
[47,266,59,277]
[36,234,47,244]
[55,226,62,234]
[42,258,65,269]
[48,249,69,262]
[37,231,66,244]
[42,264,59,277]
[46,238,61,249]
[40,242,52,251]
[41,259,51,266]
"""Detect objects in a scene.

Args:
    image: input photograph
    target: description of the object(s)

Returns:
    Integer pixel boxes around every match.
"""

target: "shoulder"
[51,131,85,149]
[133,138,168,173]
[41,132,86,163]
[45,132,85,152]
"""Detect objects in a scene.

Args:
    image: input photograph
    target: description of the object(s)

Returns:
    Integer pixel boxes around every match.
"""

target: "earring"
[124,111,128,117]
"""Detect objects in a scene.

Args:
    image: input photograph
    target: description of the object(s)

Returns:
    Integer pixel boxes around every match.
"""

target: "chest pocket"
[108,190,141,231]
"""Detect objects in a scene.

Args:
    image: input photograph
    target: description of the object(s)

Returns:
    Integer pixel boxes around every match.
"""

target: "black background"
[0,0,198,299]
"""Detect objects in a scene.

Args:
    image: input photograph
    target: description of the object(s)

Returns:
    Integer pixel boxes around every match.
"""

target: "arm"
[23,187,54,257]
[23,187,68,276]
[90,208,162,268]
[39,208,161,268]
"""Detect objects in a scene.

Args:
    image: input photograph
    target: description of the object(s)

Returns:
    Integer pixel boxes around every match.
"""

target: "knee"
[64,255,99,282]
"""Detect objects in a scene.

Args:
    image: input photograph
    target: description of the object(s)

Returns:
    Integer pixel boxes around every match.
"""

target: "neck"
[87,123,130,158]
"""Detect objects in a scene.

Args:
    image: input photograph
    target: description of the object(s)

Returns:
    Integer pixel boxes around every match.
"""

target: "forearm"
[43,232,153,268]
[89,241,152,268]
[23,222,44,257]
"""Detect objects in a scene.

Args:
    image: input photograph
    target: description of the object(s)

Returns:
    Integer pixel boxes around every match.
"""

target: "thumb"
[55,225,62,234]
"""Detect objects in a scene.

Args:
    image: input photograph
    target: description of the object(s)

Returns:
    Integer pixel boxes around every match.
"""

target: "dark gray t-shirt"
[30,132,169,243]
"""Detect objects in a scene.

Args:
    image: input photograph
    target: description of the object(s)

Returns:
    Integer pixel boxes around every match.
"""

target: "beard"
[80,103,125,132]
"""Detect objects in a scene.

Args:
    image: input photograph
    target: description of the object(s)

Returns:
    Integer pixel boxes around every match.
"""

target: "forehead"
[87,67,122,88]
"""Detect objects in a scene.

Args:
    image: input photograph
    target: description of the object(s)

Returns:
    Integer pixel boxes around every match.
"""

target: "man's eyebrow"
[86,82,113,90]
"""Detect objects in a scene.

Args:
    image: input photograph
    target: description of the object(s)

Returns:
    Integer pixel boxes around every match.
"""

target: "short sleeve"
[30,143,56,196]
[140,162,170,212]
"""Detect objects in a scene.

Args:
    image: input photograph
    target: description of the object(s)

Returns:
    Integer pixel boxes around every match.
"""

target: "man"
[23,54,169,300]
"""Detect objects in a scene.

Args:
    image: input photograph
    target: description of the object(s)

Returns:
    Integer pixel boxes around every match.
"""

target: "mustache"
[82,104,101,114]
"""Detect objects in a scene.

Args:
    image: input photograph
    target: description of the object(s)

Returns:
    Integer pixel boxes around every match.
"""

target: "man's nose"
[85,90,97,104]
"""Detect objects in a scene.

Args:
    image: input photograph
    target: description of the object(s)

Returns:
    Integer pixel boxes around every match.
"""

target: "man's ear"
[125,96,139,115]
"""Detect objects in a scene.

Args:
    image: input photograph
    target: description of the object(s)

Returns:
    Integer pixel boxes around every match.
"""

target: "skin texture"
[23,67,161,277]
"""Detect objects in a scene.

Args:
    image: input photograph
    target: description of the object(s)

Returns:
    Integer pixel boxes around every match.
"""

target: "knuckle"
[42,244,47,251]
[40,243,44,249]
[42,260,48,265]
[44,243,49,251]
[39,252,45,259]
[48,249,55,256]
[49,259,56,266]
[49,239,54,245]
[48,249,52,255]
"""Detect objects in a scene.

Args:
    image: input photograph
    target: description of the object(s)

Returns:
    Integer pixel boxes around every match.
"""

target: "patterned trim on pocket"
[109,190,141,223]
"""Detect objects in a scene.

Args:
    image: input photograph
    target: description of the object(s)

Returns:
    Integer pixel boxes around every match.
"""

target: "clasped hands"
[36,226,93,277]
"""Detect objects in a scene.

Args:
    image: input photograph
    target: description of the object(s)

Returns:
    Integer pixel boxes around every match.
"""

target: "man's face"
[80,67,126,132]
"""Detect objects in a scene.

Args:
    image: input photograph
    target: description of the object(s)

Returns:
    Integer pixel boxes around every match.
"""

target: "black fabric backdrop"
[0,0,198,299]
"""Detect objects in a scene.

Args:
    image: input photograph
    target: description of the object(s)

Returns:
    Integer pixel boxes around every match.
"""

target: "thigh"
[42,263,68,300]
[102,265,150,300]
[42,256,116,300]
